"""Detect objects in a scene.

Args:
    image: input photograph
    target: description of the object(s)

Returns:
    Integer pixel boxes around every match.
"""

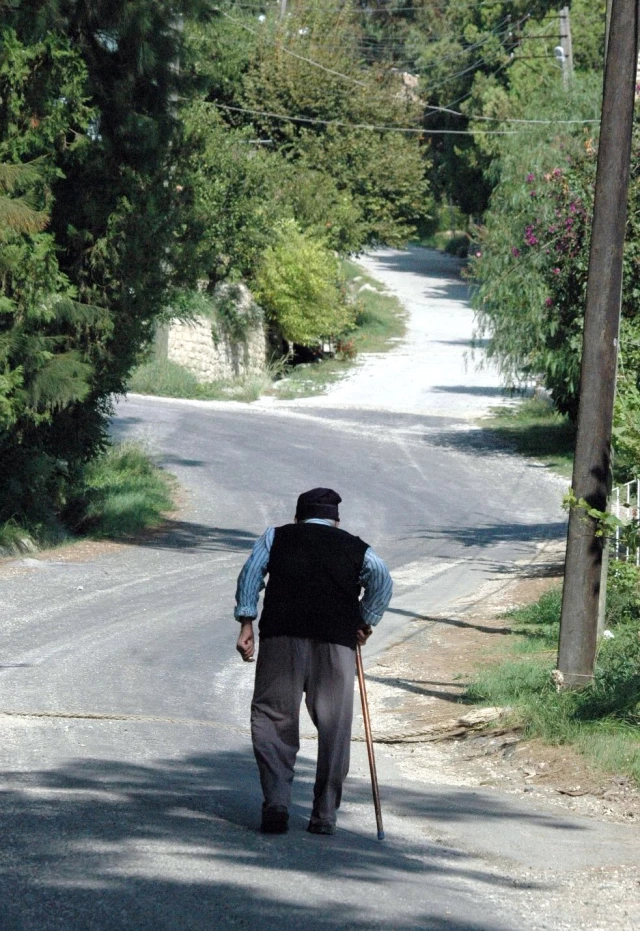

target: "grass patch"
[464,564,640,784]
[73,443,175,539]
[342,258,407,353]
[481,395,576,477]
[0,518,58,555]
[0,443,176,555]
[0,519,31,553]
[128,358,275,403]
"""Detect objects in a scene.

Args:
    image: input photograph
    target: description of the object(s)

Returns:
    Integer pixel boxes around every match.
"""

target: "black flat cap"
[295,487,341,522]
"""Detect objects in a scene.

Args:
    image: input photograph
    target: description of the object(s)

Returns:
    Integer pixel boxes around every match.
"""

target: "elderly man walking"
[235,487,393,835]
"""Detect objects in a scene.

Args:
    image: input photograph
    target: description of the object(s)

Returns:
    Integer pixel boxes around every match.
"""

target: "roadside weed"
[79,443,175,538]
[0,444,176,551]
[128,359,202,398]
[465,570,640,784]
[128,359,273,403]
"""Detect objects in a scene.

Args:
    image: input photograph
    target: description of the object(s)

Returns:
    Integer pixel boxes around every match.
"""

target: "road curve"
[279,245,511,417]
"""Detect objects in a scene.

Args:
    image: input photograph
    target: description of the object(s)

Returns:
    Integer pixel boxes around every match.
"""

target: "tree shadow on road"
[423,420,575,477]
[386,607,513,636]
[0,743,581,930]
[432,386,511,398]
[366,248,469,306]
[136,521,258,554]
[414,521,566,554]
[365,673,467,704]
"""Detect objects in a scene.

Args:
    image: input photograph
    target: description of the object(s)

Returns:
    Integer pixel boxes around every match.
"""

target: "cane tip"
[377,830,385,841]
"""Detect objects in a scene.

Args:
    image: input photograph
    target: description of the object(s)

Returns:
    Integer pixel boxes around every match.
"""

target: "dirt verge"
[364,540,640,826]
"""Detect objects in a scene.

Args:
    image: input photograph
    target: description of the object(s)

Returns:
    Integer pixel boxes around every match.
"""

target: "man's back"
[259,522,369,647]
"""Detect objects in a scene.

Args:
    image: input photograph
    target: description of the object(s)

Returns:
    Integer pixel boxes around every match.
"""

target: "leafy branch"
[563,488,640,553]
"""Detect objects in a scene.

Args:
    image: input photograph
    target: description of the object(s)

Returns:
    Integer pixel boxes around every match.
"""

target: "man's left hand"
[357,625,373,645]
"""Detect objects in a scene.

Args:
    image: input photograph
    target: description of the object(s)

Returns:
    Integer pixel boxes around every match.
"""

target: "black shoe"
[260,806,289,834]
[307,818,336,836]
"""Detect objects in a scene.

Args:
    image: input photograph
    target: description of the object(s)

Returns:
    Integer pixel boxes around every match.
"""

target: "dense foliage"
[254,221,356,346]
[241,1,431,245]
[350,0,588,217]
[179,0,432,256]
[0,0,197,531]
[471,70,640,477]
[470,78,602,411]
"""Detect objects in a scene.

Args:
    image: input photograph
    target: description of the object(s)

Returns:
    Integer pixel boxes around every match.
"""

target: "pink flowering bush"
[472,106,640,474]
[472,151,594,418]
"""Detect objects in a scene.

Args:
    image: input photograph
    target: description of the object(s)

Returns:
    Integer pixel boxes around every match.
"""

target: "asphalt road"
[2,248,626,931]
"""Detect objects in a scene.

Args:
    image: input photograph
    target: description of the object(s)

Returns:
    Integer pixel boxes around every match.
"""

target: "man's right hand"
[236,620,255,662]
[357,624,373,646]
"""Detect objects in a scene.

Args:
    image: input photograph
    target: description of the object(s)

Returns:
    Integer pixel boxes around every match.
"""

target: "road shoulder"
[360,540,640,930]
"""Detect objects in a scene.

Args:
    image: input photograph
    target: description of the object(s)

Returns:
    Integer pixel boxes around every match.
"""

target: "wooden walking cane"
[356,643,385,840]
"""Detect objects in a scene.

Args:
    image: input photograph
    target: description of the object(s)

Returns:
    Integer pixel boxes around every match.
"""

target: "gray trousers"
[251,635,356,824]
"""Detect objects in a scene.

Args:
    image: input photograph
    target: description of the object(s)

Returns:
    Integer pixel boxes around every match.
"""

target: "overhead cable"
[213,102,577,135]
[220,10,599,127]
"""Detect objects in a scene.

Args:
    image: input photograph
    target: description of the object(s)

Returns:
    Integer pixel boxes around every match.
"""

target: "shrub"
[606,561,640,628]
[579,625,640,723]
[470,76,602,416]
[253,221,356,347]
[444,234,470,258]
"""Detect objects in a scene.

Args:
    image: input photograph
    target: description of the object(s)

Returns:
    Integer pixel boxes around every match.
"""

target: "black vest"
[259,522,369,648]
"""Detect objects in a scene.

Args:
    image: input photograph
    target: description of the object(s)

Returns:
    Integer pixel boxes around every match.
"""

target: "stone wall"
[159,316,269,383]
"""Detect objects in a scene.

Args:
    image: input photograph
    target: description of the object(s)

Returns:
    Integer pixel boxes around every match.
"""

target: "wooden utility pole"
[605,0,613,65]
[559,6,574,84]
[557,0,639,687]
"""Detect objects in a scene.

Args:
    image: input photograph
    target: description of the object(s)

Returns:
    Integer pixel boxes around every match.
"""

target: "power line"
[221,8,518,70]
[219,9,599,127]
[294,12,515,54]
[431,52,521,116]
[347,1,538,10]
[433,104,600,124]
[220,8,499,110]
[213,101,573,135]
[419,50,505,92]
[223,1,537,10]
[414,14,539,93]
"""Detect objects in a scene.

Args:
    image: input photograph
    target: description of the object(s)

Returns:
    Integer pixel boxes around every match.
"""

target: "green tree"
[173,97,365,288]
[470,77,601,410]
[237,0,432,244]
[351,2,603,217]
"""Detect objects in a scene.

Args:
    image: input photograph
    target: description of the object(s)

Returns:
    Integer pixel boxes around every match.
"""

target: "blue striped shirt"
[235,519,393,626]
